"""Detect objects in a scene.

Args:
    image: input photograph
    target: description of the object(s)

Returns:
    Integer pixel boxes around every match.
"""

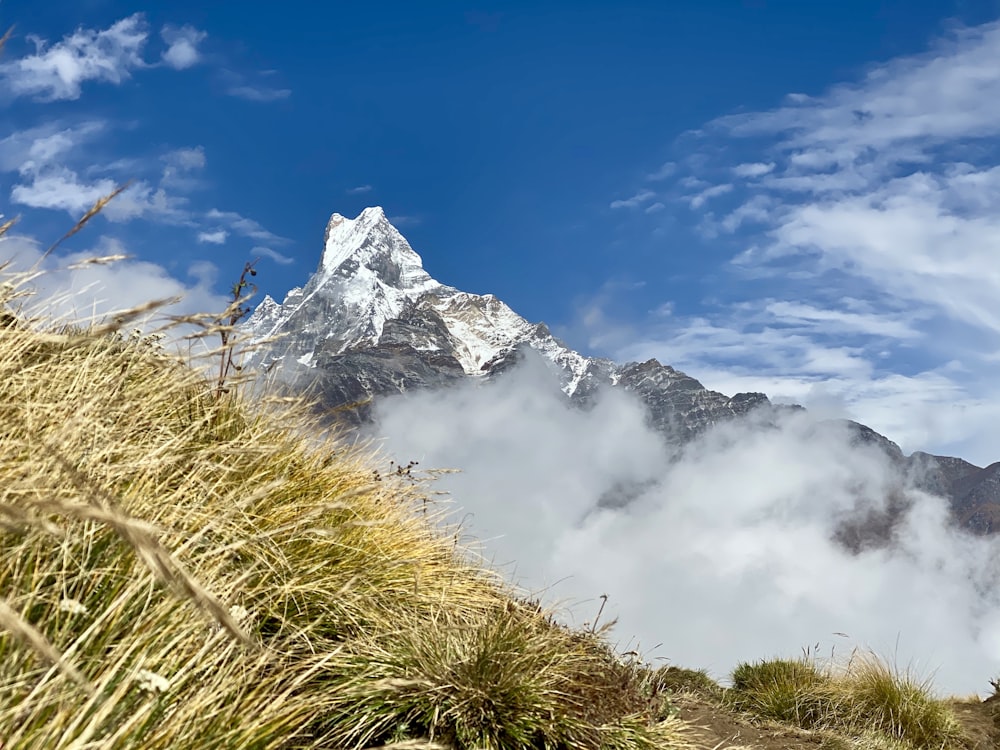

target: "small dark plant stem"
[590,593,608,634]
[216,259,259,398]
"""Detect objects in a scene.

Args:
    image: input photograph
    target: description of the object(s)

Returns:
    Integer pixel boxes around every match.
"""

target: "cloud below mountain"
[373,356,1000,697]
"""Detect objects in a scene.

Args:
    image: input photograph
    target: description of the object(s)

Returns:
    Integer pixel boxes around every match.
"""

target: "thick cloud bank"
[373,356,1000,697]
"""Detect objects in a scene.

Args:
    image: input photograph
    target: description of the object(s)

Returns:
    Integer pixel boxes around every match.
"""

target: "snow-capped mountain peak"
[243,208,596,392]
[319,205,436,294]
[245,208,447,349]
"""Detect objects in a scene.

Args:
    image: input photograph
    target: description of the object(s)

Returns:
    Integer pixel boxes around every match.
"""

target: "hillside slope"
[0,296,693,748]
[0,266,989,748]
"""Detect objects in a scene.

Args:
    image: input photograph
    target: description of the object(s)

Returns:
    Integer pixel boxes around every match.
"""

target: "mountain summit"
[244,208,1000,533]
[244,206,599,397]
[247,206,442,357]
[244,207,767,439]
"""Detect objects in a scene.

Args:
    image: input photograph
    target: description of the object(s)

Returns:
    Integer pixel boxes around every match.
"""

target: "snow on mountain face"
[422,292,543,373]
[320,207,435,292]
[245,207,443,350]
[243,206,590,389]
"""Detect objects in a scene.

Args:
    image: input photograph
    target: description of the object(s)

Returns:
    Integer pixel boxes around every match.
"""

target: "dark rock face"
[244,208,1000,537]
[614,358,776,443]
[938,461,1000,534]
[303,346,467,424]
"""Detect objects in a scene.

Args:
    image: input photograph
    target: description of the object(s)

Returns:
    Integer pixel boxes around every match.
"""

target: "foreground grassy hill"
[0,279,996,748]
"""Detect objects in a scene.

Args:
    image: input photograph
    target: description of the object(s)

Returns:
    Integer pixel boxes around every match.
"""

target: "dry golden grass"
[0,209,694,748]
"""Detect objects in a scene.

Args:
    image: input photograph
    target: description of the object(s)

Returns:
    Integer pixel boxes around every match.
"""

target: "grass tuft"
[840,652,965,749]
[726,654,967,749]
[728,657,837,729]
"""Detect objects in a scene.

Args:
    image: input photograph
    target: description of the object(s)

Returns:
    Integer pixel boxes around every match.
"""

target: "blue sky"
[3,1,1000,463]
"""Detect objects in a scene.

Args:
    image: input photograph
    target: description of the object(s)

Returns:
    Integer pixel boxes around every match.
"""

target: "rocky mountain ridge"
[243,207,1000,535]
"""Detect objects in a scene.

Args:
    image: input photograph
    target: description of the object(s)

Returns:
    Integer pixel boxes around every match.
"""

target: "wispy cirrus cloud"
[688,182,732,209]
[388,214,421,227]
[206,208,289,244]
[645,161,676,181]
[609,189,656,209]
[709,22,1000,342]
[732,161,775,178]
[251,245,294,265]
[0,121,106,172]
[598,19,1000,464]
[3,123,199,224]
[347,184,374,194]
[227,84,291,102]
[159,146,207,191]
[714,21,1000,166]
[0,121,282,262]
[197,229,228,245]
[0,14,149,101]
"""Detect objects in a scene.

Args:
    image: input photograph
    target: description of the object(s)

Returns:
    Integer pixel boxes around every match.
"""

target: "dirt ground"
[672,693,1000,750]
[947,695,1000,749]
[675,694,827,749]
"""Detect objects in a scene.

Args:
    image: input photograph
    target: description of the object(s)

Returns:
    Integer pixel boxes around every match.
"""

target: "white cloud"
[720,194,772,232]
[763,168,1000,334]
[715,21,1000,162]
[373,357,1000,697]
[160,146,206,191]
[0,122,107,174]
[11,169,118,215]
[0,128,203,228]
[197,229,228,245]
[388,214,421,227]
[610,190,656,209]
[206,209,289,244]
[645,161,676,181]
[644,202,665,214]
[163,146,206,171]
[11,168,189,224]
[1,14,149,101]
[574,259,1000,464]
[679,362,1000,470]
[227,85,291,102]
[160,24,207,70]
[251,246,294,265]
[762,300,922,340]
[688,183,732,209]
[105,182,191,223]
[0,233,228,334]
[733,161,775,178]
[347,185,373,194]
